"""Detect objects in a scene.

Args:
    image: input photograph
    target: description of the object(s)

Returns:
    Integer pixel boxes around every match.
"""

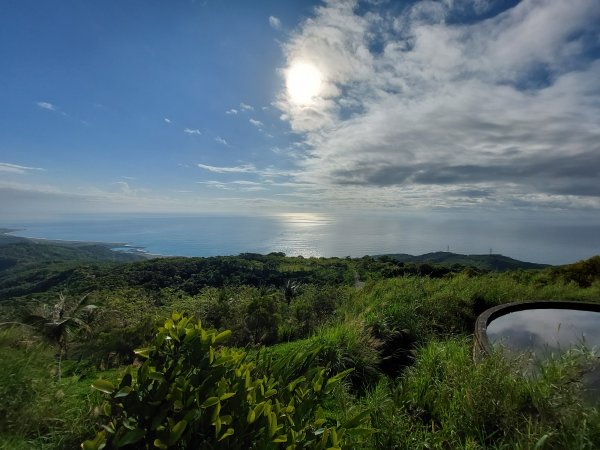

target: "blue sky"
[1,0,599,219]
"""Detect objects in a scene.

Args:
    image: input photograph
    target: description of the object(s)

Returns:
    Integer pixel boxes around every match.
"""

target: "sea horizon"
[3,212,599,266]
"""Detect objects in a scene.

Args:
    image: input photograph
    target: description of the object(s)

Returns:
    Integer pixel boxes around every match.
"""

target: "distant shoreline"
[0,228,161,260]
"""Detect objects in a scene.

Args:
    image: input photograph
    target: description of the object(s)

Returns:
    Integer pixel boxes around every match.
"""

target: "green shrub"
[279,285,350,341]
[83,314,369,449]
[195,286,283,346]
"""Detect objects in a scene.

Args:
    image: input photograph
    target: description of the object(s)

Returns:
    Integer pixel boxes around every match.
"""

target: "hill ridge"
[375,251,549,271]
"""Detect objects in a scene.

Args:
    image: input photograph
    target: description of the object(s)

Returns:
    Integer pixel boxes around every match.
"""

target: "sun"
[286,62,323,105]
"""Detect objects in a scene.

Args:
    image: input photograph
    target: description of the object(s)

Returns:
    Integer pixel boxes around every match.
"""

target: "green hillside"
[1,237,599,449]
[0,232,145,301]
[378,251,549,271]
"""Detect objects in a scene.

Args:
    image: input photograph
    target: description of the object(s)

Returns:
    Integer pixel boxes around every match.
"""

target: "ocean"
[3,212,599,265]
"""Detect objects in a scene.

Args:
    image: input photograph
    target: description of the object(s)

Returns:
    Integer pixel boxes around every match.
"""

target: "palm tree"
[22,293,97,380]
[282,279,303,305]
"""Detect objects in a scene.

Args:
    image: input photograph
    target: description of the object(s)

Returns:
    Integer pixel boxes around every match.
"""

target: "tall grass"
[352,338,600,449]
[0,328,111,449]
[267,320,382,389]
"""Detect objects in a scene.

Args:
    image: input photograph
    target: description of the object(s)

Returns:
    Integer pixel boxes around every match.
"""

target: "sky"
[1,0,600,220]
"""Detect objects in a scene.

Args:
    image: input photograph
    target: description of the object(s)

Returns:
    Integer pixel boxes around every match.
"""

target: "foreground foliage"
[83,315,366,449]
[1,252,599,448]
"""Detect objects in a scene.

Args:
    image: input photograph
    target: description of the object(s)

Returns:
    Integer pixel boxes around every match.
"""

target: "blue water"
[2,212,599,264]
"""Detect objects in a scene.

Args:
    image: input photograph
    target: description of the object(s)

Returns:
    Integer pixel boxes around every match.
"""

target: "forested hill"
[0,232,146,300]
[377,251,549,271]
[0,233,568,303]
[0,231,145,265]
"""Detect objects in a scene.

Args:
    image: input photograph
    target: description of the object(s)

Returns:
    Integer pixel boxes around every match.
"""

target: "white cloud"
[195,163,294,179]
[197,163,256,174]
[215,136,228,145]
[225,109,238,115]
[36,101,56,111]
[184,128,201,135]
[112,181,133,195]
[249,118,263,127]
[269,15,282,30]
[36,101,70,117]
[195,181,231,190]
[0,162,46,174]
[196,180,267,192]
[164,118,172,124]
[275,0,600,210]
[240,102,254,111]
[232,180,261,186]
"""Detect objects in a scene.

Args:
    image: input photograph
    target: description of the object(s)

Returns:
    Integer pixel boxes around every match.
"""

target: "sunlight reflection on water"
[4,212,599,263]
[487,309,600,355]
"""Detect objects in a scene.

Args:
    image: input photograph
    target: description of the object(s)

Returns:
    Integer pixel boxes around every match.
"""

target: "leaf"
[114,386,132,398]
[91,379,115,395]
[253,402,266,418]
[265,388,277,398]
[213,329,232,344]
[268,412,278,437]
[273,434,288,443]
[119,372,133,388]
[115,428,145,447]
[288,376,306,392]
[134,347,151,359]
[219,392,236,401]
[169,419,188,444]
[201,397,220,408]
[534,433,552,450]
[81,431,107,450]
[148,371,165,381]
[326,368,354,385]
[153,438,168,449]
[218,428,234,441]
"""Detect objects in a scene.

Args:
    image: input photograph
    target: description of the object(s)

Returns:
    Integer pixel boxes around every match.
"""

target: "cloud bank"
[276,0,600,210]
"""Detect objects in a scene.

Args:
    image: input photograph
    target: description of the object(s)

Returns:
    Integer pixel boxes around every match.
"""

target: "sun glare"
[286,62,323,105]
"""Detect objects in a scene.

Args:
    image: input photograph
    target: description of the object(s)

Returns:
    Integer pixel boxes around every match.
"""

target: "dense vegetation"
[377,251,549,271]
[0,233,144,301]
[1,239,599,448]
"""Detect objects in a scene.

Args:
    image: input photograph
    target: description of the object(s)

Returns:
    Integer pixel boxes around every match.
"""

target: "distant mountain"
[376,251,549,271]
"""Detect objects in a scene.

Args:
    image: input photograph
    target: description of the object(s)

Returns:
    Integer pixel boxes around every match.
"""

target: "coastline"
[0,228,161,260]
